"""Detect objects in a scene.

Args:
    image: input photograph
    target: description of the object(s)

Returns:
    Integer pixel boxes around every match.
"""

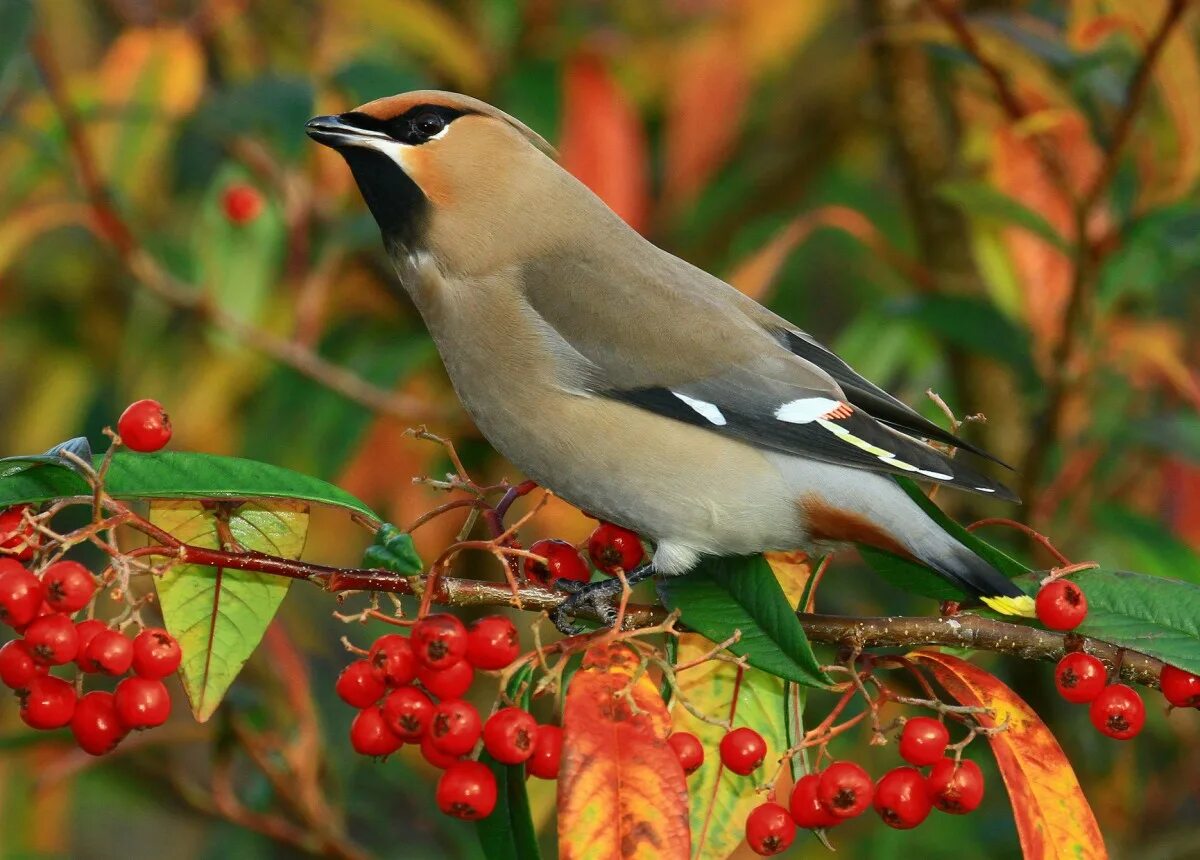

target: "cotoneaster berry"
[587,523,644,574]
[0,639,43,689]
[350,706,402,757]
[117,399,172,453]
[745,802,796,856]
[874,766,933,829]
[1089,684,1145,740]
[436,760,497,820]
[20,675,77,729]
[667,731,704,776]
[85,628,135,676]
[1160,664,1200,708]
[418,659,474,701]
[526,724,563,780]
[0,505,38,561]
[114,676,171,729]
[1055,652,1107,704]
[0,560,44,629]
[222,184,264,225]
[369,634,417,687]
[789,773,840,829]
[483,707,538,764]
[337,659,387,708]
[428,699,482,757]
[73,619,108,671]
[24,612,79,665]
[719,727,766,776]
[466,615,519,670]
[72,691,127,756]
[42,560,95,613]
[927,757,984,814]
[1036,579,1088,631]
[525,539,591,587]
[382,686,434,740]
[898,717,949,767]
[411,614,468,671]
[817,761,874,819]
[131,627,181,678]
[420,732,461,769]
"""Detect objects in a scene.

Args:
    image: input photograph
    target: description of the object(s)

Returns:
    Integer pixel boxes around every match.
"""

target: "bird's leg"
[550,562,657,634]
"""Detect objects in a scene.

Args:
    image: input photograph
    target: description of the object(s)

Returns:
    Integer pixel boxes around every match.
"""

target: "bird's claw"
[550,579,621,635]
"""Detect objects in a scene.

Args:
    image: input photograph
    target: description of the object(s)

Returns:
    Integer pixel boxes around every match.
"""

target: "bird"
[305,91,1035,630]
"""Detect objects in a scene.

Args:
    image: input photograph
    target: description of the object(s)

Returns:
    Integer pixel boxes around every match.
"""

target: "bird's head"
[306,91,570,277]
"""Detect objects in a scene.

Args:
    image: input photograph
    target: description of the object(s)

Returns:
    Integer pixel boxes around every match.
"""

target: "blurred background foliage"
[1,0,1199,857]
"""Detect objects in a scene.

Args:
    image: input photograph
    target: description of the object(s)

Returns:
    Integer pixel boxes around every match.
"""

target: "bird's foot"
[549,563,656,635]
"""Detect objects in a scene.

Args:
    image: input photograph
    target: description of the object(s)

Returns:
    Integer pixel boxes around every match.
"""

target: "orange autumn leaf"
[909,650,1108,860]
[559,642,690,860]
[765,550,814,608]
[559,54,651,234]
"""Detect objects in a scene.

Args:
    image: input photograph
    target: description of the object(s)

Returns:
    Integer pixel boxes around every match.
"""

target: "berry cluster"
[336,613,561,821]
[524,522,644,587]
[1,558,180,754]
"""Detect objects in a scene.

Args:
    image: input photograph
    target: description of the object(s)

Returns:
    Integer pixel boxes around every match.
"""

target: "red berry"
[71,691,128,756]
[817,761,874,819]
[1160,664,1200,708]
[1055,652,1107,704]
[0,639,44,689]
[418,659,474,700]
[411,614,468,671]
[466,615,520,670]
[0,506,38,561]
[718,727,766,776]
[41,561,96,613]
[117,399,172,453]
[526,724,563,780]
[73,619,108,671]
[0,560,44,629]
[131,627,181,678]
[668,731,704,776]
[368,634,417,687]
[114,676,171,729]
[20,675,76,729]
[789,773,840,829]
[24,612,79,665]
[436,761,497,820]
[873,766,933,829]
[586,523,644,574]
[429,699,482,757]
[745,802,795,856]
[350,705,402,757]
[84,629,134,676]
[1089,684,1145,740]
[420,732,462,769]
[927,757,984,813]
[1036,579,1087,631]
[336,659,387,708]
[381,685,434,740]
[899,717,949,767]
[525,539,591,587]
[222,184,264,225]
[482,706,538,764]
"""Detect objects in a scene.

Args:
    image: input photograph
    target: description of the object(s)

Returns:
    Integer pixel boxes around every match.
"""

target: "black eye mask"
[339,105,468,146]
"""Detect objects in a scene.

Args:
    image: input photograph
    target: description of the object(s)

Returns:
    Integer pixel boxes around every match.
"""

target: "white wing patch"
[673,392,727,426]
[975,486,996,493]
[775,397,842,424]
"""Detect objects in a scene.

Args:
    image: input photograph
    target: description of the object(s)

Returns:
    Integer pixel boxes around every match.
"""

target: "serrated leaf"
[151,500,306,721]
[361,523,423,575]
[670,638,787,860]
[662,555,831,688]
[0,452,378,521]
[476,664,540,860]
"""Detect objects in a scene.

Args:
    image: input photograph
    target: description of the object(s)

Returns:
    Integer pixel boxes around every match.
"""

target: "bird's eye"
[413,112,446,139]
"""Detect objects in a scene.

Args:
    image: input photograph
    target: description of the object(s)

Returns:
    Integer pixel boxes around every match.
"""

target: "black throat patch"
[339,147,428,253]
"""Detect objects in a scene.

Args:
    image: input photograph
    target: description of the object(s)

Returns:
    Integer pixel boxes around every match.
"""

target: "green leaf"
[150,500,306,721]
[937,180,1071,253]
[361,523,423,575]
[476,664,541,860]
[0,452,378,521]
[661,555,831,688]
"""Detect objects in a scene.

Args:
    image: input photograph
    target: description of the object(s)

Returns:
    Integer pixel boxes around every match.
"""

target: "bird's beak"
[304,114,390,149]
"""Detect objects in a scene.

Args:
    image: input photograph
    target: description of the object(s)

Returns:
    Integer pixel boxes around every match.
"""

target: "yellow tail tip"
[980,594,1037,618]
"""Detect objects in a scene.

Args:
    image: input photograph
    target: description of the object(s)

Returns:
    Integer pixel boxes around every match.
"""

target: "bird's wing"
[519,251,1018,501]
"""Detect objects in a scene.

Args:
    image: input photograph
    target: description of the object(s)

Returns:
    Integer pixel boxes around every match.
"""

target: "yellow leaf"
[765,550,814,609]
[559,643,690,860]
[910,650,1108,860]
